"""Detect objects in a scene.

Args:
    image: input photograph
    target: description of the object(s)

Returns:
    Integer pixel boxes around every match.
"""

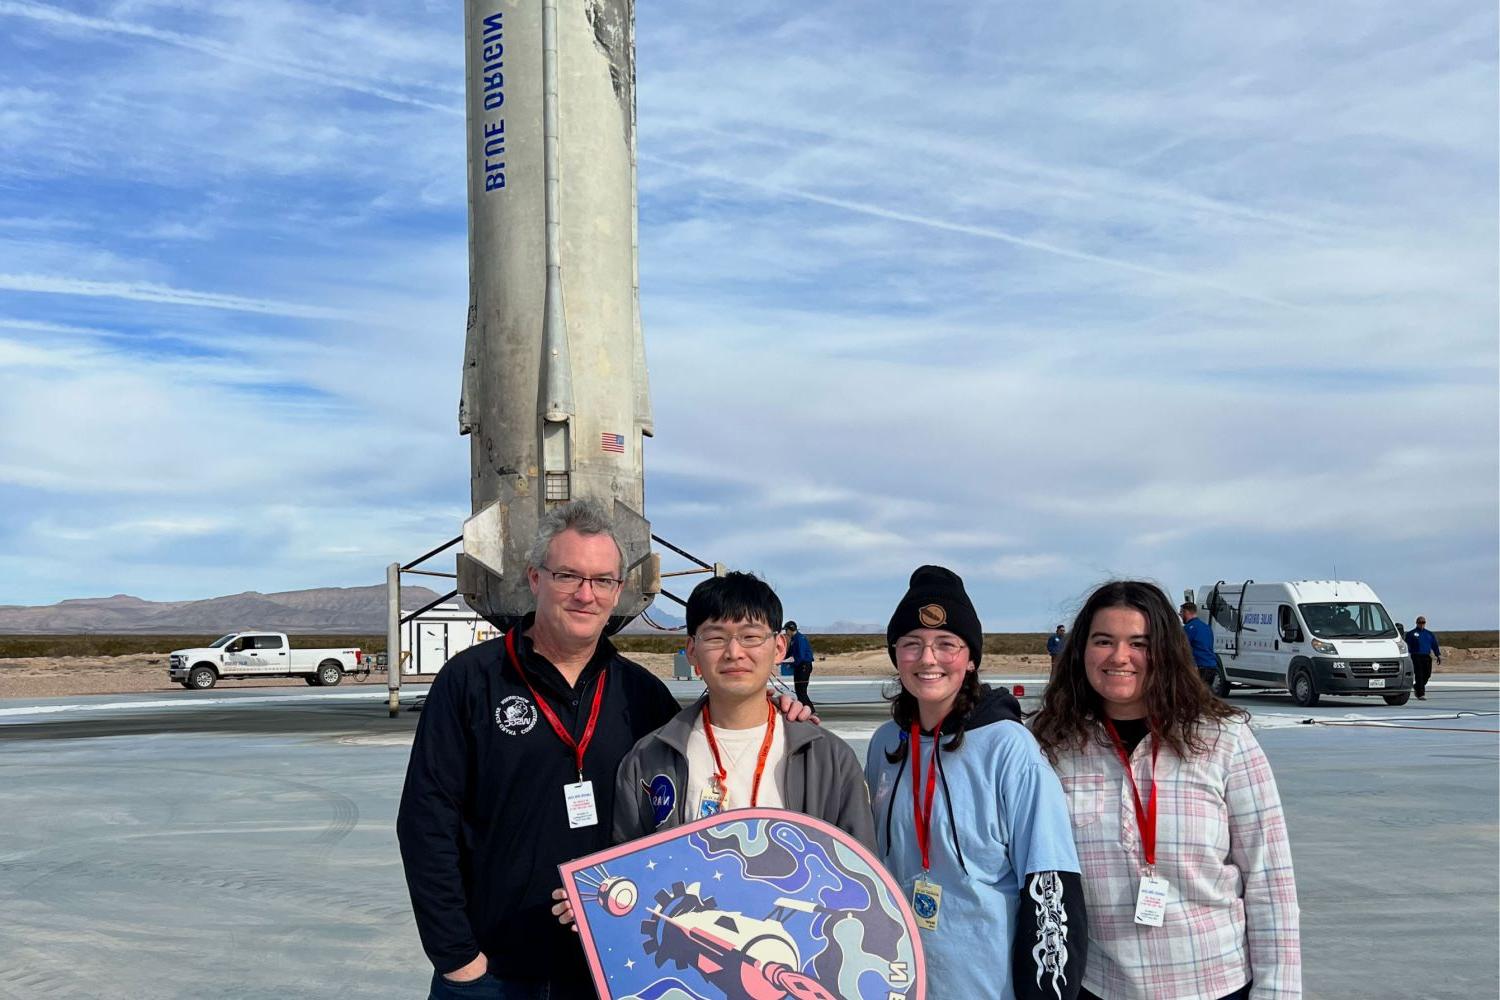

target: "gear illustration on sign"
[639,880,718,967]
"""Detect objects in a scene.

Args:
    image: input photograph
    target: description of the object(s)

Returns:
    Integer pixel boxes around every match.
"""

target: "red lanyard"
[505,628,607,780]
[909,717,946,872]
[1103,718,1158,868]
[701,697,777,807]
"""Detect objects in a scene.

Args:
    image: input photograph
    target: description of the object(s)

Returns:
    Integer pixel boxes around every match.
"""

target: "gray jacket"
[613,693,876,850]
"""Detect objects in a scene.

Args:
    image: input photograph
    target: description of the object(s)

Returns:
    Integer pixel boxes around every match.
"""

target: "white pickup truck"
[167,632,364,689]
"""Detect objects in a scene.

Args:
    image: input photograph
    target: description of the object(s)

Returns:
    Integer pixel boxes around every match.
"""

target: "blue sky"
[1,0,1496,629]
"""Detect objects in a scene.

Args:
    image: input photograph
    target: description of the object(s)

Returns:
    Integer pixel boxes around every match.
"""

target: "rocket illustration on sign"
[456,0,658,631]
[560,809,927,1000]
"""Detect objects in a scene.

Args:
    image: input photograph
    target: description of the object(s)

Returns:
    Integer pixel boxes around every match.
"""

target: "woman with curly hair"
[1031,580,1301,1000]
[866,566,1088,1000]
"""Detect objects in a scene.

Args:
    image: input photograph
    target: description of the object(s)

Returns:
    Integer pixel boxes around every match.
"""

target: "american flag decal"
[601,432,625,454]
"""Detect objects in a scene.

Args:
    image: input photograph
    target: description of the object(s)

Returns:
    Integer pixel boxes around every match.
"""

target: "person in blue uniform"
[1403,615,1443,700]
[865,565,1087,1000]
[1047,625,1067,665]
[781,620,817,711]
[1180,602,1217,687]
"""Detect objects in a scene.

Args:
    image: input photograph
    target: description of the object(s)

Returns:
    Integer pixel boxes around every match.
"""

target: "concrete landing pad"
[0,679,1494,998]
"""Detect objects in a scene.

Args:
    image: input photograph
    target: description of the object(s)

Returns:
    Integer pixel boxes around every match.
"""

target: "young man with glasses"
[609,572,874,847]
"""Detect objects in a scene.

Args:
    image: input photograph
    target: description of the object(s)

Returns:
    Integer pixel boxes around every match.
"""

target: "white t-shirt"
[683,708,788,819]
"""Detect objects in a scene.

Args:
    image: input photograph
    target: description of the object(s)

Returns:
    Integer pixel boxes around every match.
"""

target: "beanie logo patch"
[918,604,947,628]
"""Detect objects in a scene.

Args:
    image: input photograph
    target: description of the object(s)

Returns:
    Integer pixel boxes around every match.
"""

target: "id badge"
[564,780,598,829]
[1133,874,1169,926]
[911,879,942,931]
[697,788,724,819]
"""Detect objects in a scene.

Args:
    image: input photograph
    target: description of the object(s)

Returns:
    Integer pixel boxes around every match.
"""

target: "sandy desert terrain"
[1,647,1493,699]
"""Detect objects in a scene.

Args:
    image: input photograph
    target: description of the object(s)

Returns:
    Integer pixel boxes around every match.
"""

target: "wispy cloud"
[644,154,1306,309]
[0,274,355,318]
[0,0,462,115]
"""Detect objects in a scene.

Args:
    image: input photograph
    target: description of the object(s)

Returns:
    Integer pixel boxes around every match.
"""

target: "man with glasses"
[399,498,678,999]
[399,500,813,999]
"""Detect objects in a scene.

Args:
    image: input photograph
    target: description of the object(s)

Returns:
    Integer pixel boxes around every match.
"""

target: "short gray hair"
[526,498,627,579]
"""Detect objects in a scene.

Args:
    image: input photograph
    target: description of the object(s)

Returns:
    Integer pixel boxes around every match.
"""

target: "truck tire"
[317,661,343,687]
[304,676,319,686]
[188,666,218,690]
[1383,692,1411,706]
[1211,658,1232,698]
[1291,667,1320,707]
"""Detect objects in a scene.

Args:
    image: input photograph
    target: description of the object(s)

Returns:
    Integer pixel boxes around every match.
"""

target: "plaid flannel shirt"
[1050,718,1301,1000]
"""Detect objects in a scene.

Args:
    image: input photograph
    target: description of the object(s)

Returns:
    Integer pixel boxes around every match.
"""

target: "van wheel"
[317,661,343,687]
[1291,668,1320,707]
[1383,693,1411,706]
[188,666,217,690]
[1211,660,1232,698]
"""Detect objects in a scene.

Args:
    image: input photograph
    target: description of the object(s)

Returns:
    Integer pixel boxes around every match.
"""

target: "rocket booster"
[457,0,657,630]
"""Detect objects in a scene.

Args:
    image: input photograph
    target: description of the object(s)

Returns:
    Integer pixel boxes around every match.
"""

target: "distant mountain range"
[0,587,885,635]
[812,619,884,634]
[0,586,443,634]
[620,607,685,633]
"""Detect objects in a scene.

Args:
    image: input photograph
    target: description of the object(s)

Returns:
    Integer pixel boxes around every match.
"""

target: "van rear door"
[1235,603,1284,683]
[1206,589,1261,684]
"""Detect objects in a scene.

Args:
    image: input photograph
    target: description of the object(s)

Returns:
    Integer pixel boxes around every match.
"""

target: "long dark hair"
[1031,580,1244,763]
[883,667,984,764]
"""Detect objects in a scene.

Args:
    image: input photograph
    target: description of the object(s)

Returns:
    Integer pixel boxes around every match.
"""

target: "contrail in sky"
[643,154,1302,310]
[0,0,463,116]
[0,274,354,319]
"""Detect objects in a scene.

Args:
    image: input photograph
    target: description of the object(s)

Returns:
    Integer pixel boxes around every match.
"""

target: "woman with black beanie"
[865,565,1089,1000]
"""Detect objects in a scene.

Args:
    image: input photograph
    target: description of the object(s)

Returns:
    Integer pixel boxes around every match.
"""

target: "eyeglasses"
[893,638,968,662]
[693,631,774,651]
[539,565,624,595]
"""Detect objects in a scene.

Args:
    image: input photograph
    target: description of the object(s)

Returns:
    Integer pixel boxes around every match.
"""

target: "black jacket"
[395,625,680,987]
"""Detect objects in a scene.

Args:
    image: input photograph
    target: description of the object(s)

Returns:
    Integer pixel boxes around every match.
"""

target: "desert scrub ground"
[1,637,1493,700]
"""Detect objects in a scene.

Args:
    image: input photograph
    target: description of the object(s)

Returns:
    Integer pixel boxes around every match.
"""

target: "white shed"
[400,603,499,675]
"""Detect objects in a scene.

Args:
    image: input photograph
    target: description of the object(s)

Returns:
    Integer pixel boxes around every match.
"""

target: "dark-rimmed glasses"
[539,565,624,595]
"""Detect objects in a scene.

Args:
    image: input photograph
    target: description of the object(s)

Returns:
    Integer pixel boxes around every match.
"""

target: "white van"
[1188,580,1413,707]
